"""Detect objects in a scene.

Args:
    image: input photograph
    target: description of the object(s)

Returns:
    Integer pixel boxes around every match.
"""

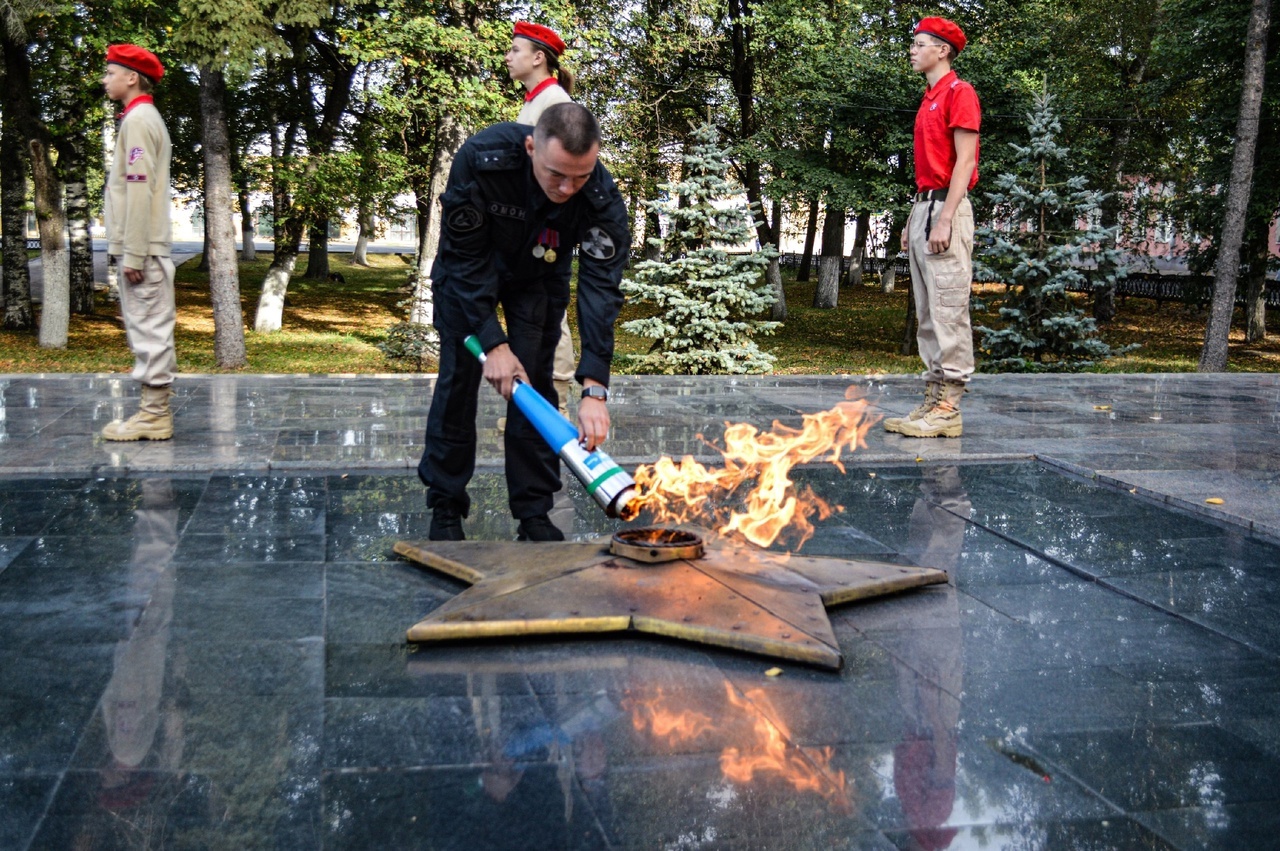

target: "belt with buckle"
[914,188,949,203]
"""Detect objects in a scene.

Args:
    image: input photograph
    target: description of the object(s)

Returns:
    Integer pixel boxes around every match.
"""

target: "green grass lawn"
[2,253,1277,375]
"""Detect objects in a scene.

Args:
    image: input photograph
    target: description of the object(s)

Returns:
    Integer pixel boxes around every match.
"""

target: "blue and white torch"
[464,336,639,520]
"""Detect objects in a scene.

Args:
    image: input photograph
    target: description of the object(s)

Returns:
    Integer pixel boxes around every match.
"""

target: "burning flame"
[623,683,852,813]
[631,388,875,549]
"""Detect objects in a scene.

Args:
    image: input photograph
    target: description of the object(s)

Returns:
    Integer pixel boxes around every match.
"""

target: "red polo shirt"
[914,70,981,193]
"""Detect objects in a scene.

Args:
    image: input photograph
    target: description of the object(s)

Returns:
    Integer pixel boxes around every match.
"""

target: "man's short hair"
[534,103,601,156]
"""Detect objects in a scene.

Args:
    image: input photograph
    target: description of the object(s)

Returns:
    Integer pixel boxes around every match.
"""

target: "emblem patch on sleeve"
[128,146,145,164]
[581,226,616,260]
[126,174,147,182]
[447,205,484,233]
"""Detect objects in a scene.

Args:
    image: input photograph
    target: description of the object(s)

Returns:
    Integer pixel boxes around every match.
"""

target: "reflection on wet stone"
[3,371,1280,848]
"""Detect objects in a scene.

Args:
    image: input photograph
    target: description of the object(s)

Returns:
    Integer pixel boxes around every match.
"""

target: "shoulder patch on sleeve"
[447,204,484,233]
[581,226,616,260]
[128,146,145,164]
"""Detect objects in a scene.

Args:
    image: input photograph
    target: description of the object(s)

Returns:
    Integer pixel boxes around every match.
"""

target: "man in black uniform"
[418,103,629,542]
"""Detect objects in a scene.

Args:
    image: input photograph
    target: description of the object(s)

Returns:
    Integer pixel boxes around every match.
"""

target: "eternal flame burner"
[610,527,705,563]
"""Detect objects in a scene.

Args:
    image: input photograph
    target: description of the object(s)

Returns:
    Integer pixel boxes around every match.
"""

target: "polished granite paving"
[2,372,1279,850]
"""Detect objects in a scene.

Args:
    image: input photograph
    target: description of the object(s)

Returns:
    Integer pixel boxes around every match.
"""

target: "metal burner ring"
[610,527,705,563]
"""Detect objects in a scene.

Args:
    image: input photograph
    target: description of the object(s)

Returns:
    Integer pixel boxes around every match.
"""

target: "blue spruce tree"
[975,89,1134,372]
[622,123,780,374]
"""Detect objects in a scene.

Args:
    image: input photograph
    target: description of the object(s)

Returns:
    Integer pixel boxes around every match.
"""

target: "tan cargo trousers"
[907,196,975,384]
[552,312,575,386]
[115,255,178,387]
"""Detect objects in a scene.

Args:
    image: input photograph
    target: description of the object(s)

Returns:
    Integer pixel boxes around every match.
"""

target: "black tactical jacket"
[432,122,630,387]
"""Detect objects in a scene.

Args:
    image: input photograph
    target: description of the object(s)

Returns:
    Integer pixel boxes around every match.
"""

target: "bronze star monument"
[394,527,946,670]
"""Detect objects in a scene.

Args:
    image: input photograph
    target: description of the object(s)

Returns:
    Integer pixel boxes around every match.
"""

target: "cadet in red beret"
[100,45,178,441]
[884,17,981,439]
[106,44,165,84]
[506,22,580,420]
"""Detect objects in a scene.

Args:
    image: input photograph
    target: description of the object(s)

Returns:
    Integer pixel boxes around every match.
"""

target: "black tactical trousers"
[417,279,567,521]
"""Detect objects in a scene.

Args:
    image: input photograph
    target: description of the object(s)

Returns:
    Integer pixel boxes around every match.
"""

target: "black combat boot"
[429,505,466,541]
[516,514,565,542]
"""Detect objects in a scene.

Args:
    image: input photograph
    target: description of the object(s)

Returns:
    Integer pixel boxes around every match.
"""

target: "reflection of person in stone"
[893,465,970,849]
[99,478,182,808]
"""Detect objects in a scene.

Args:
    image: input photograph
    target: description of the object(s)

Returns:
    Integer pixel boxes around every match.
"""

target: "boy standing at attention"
[101,44,177,442]
[885,17,980,439]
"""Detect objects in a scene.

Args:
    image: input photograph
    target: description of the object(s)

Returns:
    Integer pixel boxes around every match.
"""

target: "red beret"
[106,44,165,82]
[915,17,966,53]
[513,22,566,57]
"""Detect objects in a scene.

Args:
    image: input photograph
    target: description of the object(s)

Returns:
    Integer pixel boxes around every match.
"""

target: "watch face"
[582,387,608,401]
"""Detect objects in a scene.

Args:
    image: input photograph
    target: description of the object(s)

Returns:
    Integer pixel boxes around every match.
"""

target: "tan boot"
[884,382,943,434]
[103,384,173,441]
[897,382,964,438]
[554,379,573,419]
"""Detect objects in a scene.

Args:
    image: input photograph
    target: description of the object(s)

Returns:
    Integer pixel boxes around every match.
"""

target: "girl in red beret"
[506,22,580,418]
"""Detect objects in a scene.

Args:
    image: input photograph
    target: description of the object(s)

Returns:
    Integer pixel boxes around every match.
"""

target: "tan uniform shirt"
[516,80,571,125]
[106,98,172,270]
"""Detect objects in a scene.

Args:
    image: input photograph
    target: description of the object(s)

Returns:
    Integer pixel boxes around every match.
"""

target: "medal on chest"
[533,228,560,263]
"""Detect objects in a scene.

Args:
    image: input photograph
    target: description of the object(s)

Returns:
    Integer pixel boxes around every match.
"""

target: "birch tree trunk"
[254,123,297,332]
[239,182,256,261]
[257,252,298,332]
[765,256,785,322]
[845,210,870,287]
[62,132,95,315]
[884,210,907,295]
[200,65,247,367]
[31,135,69,348]
[766,198,786,321]
[409,112,466,326]
[1199,0,1271,371]
[304,224,330,280]
[813,203,844,309]
[797,199,819,282]
[4,31,69,347]
[197,218,209,271]
[351,201,372,266]
[1243,230,1268,343]
[642,204,662,262]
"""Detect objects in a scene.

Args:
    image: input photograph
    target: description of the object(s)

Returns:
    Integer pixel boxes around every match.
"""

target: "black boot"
[516,514,565,542]
[429,505,466,541]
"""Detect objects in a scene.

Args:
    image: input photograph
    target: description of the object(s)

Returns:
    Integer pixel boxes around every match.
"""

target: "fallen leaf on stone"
[1205,497,1225,505]
[765,667,783,677]
[1093,405,1112,411]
